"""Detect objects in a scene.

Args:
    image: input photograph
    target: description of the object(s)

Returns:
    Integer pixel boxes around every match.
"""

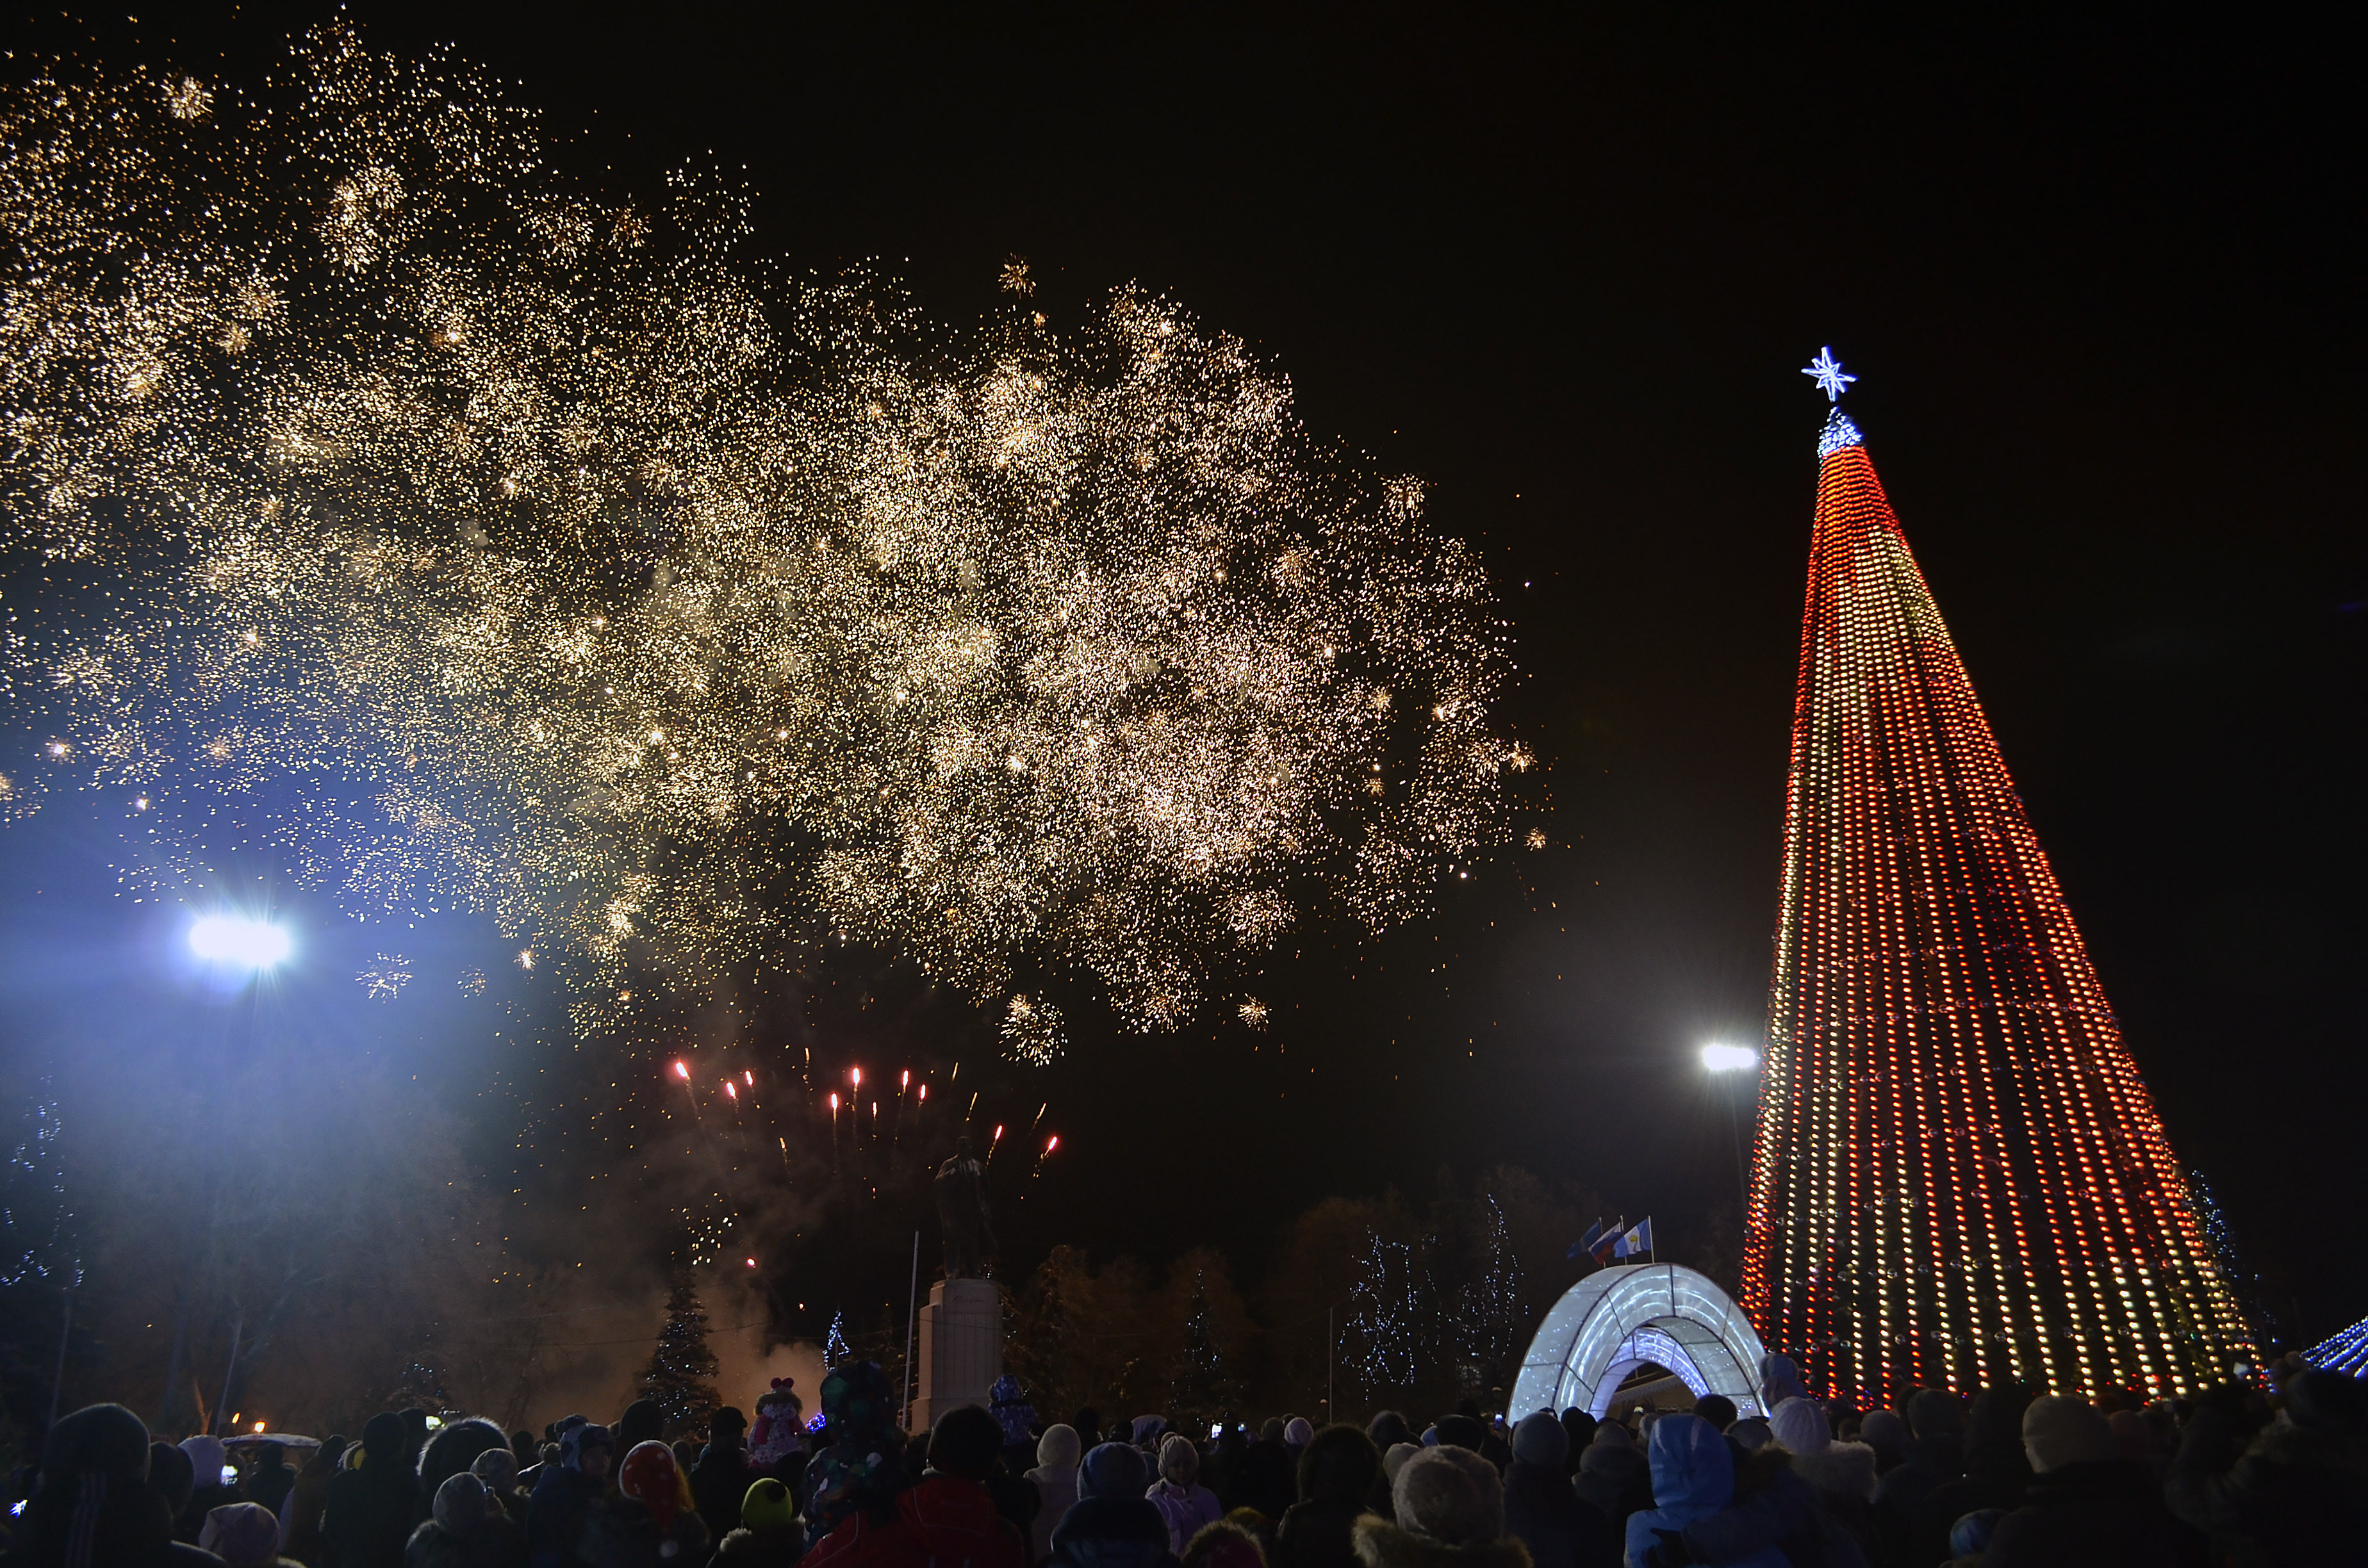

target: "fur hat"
[1036,1424,1081,1471]
[2021,1396,2114,1474]
[1383,1442,1421,1483]
[1770,1397,1830,1455]
[179,1435,228,1484]
[1158,1433,1201,1485]
[1080,1441,1150,1500]
[431,1473,490,1537]
[1857,1408,1908,1463]
[197,1502,281,1568]
[469,1448,518,1492]
[1509,1412,1566,1469]
[1390,1445,1502,1546]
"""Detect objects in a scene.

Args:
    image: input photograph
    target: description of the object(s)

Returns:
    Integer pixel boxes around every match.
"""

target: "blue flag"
[1613,1216,1654,1259]
[1570,1219,1605,1261]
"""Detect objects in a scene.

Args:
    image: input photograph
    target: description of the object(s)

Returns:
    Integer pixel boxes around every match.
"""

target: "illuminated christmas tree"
[1741,355,2254,1403]
[640,1266,720,1436]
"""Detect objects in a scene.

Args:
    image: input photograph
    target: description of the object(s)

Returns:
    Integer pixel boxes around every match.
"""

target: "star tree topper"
[1802,346,1857,402]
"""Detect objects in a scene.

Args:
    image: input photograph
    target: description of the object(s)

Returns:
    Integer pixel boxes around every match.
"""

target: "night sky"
[5,7,2362,1348]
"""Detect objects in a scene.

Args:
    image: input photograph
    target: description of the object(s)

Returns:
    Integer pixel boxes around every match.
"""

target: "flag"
[1613,1216,1654,1260]
[1589,1218,1625,1265]
[1570,1219,1605,1261]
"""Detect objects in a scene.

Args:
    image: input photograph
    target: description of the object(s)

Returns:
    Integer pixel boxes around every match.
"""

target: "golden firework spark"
[0,27,1518,1060]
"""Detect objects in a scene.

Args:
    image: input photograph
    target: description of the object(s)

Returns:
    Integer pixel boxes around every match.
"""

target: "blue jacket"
[1619,1419,1784,1568]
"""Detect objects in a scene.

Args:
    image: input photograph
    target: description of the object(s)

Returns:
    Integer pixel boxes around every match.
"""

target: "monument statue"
[933,1135,997,1279]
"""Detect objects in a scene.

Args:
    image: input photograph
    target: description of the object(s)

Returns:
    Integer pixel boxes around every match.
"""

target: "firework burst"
[0,27,1519,1059]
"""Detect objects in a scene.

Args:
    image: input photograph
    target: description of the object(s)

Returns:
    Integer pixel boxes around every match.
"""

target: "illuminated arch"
[1508,1264,1770,1419]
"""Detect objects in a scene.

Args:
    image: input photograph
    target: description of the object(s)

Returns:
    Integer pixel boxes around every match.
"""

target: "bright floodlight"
[188,914,291,970]
[1701,1042,1760,1074]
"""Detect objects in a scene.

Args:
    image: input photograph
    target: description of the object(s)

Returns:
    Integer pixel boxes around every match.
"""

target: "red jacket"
[805,1478,1028,1568]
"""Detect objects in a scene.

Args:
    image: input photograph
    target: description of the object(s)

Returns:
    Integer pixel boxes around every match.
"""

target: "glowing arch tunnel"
[1509,1264,1770,1419]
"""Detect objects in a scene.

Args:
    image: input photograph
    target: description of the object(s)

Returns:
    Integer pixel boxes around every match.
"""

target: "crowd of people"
[4,1349,2364,1568]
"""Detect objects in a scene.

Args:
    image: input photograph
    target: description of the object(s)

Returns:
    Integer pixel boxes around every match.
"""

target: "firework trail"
[0,27,1522,1058]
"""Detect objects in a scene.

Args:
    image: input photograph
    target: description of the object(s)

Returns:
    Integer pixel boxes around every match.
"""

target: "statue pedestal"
[910,1277,1001,1433]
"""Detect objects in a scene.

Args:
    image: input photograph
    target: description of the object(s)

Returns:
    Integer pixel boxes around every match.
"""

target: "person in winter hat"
[1237,1426,1294,1528]
[744,1385,805,1482]
[1147,1436,1223,1557]
[1671,1405,1867,1568]
[1620,1416,1786,1568]
[1870,1389,1964,1568]
[1497,1414,1609,1568]
[248,1447,299,1521]
[1279,1425,1312,1462]
[1179,1519,1263,1568]
[1980,1396,2201,1568]
[803,1406,1023,1568]
[1349,1446,1522,1568]
[800,1363,909,1551]
[204,1500,301,1568]
[1568,1429,1648,1539]
[283,1436,349,1567]
[1378,1450,1418,1488]
[420,1426,510,1528]
[1768,1396,1877,1537]
[1920,1384,2034,1549]
[468,1452,526,1529]
[403,1474,525,1568]
[325,1414,424,1568]
[991,1380,1039,1468]
[613,1410,666,1467]
[1048,1442,1169,1568]
[1755,1356,1807,1411]
[689,1410,759,1543]
[1274,1425,1379,1568]
[580,1444,709,1568]
[10,1403,174,1568]
[526,1426,613,1568]
[179,1436,241,1542]
[712,1479,800,1568]
[2166,1371,2368,1567]
[1855,1410,1908,1477]
[1026,1425,1083,1565]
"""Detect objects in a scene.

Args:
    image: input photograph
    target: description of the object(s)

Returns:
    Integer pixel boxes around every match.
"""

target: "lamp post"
[1701,1043,1760,1213]
[158,911,291,1435]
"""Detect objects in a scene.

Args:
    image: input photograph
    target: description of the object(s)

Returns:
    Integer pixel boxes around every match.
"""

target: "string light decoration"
[1344,1232,1419,1398]
[0,27,1517,1059]
[1740,379,2253,1403]
[2304,1315,2368,1378]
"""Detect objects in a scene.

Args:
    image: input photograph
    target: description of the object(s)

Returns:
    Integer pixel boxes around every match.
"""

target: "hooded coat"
[1274,1427,1382,1568]
[282,1439,350,1567]
[404,1476,527,1568]
[1026,1426,1083,1565]
[1620,1417,1786,1568]
[1146,1441,1222,1557]
[1568,1433,1649,1537]
[1349,1449,1527,1568]
[325,1417,425,1568]
[1047,1444,1171,1568]
[527,1428,613,1568]
[12,1403,178,1568]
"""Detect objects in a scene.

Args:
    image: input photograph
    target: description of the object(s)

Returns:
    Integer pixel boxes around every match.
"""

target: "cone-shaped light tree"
[640,1265,721,1437]
[1742,360,2254,1404]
